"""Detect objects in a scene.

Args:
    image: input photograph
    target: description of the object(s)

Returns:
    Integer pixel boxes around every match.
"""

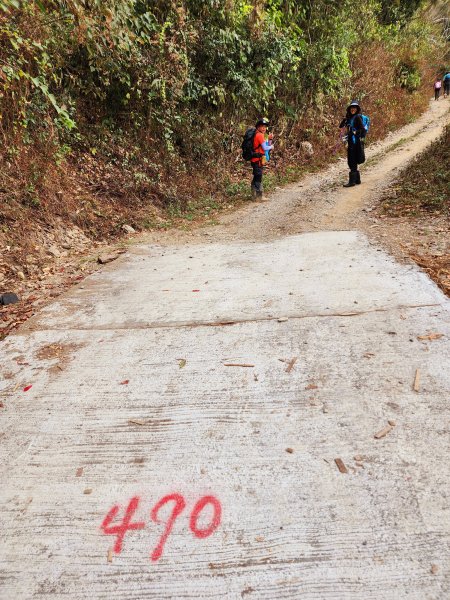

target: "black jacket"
[339,114,364,136]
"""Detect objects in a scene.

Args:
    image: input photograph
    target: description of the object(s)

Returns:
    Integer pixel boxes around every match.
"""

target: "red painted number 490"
[101,494,221,561]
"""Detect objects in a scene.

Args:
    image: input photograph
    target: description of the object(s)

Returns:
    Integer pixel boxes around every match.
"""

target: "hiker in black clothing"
[339,100,366,187]
[444,72,450,97]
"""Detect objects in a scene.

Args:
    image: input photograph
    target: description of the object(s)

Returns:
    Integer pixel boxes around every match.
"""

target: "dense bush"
[0,1,439,147]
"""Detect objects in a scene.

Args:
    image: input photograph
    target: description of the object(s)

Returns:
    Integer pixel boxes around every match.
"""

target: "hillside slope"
[378,123,449,296]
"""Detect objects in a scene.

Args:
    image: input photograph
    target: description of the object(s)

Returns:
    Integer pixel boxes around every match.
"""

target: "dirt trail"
[218,97,450,241]
[142,97,449,247]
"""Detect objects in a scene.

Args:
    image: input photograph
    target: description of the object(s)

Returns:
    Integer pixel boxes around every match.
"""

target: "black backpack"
[242,127,261,161]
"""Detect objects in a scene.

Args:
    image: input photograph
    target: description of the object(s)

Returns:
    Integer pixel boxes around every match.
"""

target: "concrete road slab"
[1,232,449,599]
[24,232,443,331]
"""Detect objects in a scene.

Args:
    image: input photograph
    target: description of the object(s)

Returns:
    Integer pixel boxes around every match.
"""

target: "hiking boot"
[343,172,357,187]
[355,171,361,185]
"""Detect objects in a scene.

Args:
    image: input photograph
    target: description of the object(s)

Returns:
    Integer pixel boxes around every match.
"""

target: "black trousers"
[347,139,365,172]
[435,88,441,100]
[251,162,263,192]
[445,82,450,95]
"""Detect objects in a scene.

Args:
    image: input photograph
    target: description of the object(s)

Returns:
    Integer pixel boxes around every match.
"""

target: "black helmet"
[255,117,270,127]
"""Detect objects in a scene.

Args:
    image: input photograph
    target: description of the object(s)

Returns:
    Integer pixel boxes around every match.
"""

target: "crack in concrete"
[20,302,443,333]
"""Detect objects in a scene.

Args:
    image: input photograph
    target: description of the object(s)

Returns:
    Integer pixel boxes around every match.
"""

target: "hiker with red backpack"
[242,118,274,199]
[339,100,369,187]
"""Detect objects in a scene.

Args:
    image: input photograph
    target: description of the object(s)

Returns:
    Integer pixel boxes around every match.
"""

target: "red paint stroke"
[192,289,200,292]
[101,496,145,554]
[189,496,222,539]
[120,380,129,385]
[23,385,32,392]
[150,493,186,561]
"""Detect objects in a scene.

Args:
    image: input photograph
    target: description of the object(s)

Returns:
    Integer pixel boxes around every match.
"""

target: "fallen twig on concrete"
[128,419,148,426]
[334,458,348,474]
[285,357,298,373]
[417,333,444,341]
[305,383,318,390]
[374,423,395,439]
[413,368,420,392]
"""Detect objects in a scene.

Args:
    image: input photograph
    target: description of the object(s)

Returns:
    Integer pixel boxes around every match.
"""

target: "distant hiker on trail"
[339,100,366,188]
[443,72,450,98]
[434,77,442,101]
[242,118,274,200]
